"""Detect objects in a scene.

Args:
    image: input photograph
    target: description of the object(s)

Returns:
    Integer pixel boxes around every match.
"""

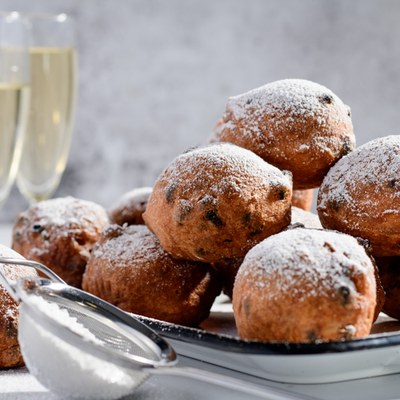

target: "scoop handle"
[0,257,66,302]
[0,262,19,302]
[149,366,316,400]
[0,257,65,284]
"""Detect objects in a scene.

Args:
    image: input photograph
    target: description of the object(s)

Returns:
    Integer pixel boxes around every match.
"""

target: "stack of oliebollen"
[2,79,398,369]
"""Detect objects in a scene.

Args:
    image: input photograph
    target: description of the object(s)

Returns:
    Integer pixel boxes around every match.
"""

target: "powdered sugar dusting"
[109,187,152,222]
[318,135,400,219]
[159,143,292,198]
[13,197,109,257]
[30,197,109,227]
[222,79,351,149]
[237,228,374,301]
[92,225,167,265]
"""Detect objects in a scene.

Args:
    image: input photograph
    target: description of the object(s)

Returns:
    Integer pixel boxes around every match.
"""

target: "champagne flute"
[17,13,77,204]
[0,12,30,208]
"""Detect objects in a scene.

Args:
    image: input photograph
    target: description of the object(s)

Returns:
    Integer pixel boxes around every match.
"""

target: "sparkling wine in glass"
[17,13,77,203]
[0,12,30,208]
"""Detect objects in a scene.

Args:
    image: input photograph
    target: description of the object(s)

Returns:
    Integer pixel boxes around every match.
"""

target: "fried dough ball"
[82,225,221,326]
[0,245,37,368]
[213,79,354,189]
[374,256,400,319]
[318,136,400,257]
[216,206,322,298]
[12,197,109,288]
[108,187,152,225]
[143,143,292,263]
[292,189,314,211]
[233,228,377,343]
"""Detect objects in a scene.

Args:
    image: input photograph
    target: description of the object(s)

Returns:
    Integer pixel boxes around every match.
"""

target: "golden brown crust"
[12,197,109,288]
[371,256,386,321]
[143,143,292,263]
[82,225,221,326]
[374,256,400,319]
[213,79,354,189]
[317,136,400,257]
[0,293,24,368]
[108,187,152,226]
[212,258,243,299]
[0,245,37,368]
[292,189,314,211]
[232,228,376,343]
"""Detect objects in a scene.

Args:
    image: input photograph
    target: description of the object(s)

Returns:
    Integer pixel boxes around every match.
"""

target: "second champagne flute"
[17,13,77,204]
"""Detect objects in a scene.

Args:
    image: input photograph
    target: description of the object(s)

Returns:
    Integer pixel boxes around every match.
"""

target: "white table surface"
[1,223,400,400]
[0,224,11,247]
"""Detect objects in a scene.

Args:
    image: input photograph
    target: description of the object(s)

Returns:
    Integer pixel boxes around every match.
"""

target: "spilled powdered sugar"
[318,135,400,218]
[237,228,373,301]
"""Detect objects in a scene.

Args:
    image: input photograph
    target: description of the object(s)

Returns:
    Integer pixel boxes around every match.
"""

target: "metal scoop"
[0,257,314,400]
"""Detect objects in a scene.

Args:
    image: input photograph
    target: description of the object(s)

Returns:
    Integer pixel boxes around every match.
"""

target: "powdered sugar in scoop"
[237,228,375,300]
[19,295,146,400]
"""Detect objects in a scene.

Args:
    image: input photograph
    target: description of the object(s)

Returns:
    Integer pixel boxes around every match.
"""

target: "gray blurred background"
[1,0,399,221]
